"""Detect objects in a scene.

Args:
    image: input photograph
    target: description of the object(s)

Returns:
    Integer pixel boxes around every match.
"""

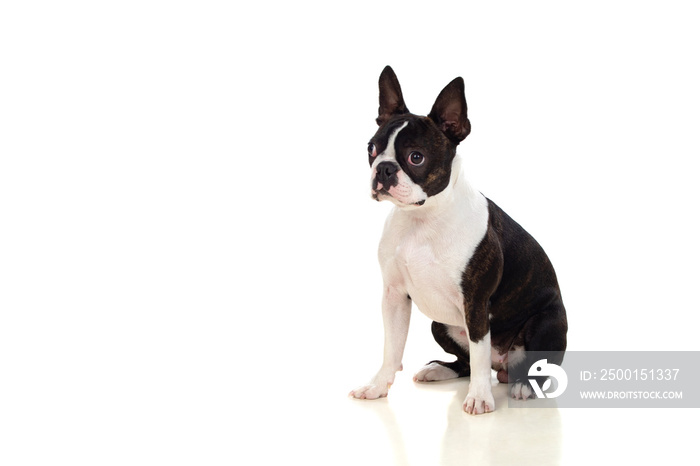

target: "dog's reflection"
[365,380,563,466]
[438,382,563,465]
[352,397,410,465]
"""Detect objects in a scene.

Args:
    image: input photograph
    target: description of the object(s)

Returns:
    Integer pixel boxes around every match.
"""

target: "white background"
[1,1,699,465]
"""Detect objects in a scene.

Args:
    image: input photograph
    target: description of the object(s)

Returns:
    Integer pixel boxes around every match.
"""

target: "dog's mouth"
[371,177,425,207]
[371,184,389,200]
[371,187,425,207]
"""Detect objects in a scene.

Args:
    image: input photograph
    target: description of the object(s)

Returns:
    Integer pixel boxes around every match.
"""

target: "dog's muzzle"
[373,161,399,191]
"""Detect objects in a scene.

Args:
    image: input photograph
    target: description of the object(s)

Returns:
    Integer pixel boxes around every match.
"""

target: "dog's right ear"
[377,66,409,126]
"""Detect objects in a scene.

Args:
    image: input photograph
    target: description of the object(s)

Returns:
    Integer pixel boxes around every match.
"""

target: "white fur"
[377,155,488,327]
[511,382,534,400]
[353,149,495,414]
[370,121,407,176]
[491,345,526,369]
[349,281,411,400]
[447,324,470,344]
[413,362,459,382]
[463,330,495,414]
[507,346,526,367]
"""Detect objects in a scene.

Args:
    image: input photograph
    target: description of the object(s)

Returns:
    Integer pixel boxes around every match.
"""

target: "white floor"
[245,372,696,466]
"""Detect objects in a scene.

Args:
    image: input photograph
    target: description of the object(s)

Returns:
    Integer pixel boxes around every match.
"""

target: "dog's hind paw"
[413,362,459,382]
[510,381,534,400]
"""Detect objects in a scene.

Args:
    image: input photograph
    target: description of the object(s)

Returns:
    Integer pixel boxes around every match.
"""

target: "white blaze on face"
[370,121,407,172]
[370,121,427,207]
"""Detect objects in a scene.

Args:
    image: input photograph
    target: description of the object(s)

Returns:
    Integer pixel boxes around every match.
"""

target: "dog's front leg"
[464,329,495,414]
[350,285,411,400]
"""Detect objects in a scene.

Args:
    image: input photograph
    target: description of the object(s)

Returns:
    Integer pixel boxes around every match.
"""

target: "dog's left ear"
[428,77,471,144]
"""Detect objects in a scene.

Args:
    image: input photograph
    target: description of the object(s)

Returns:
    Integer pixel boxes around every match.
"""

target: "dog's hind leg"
[506,306,567,399]
[414,322,471,382]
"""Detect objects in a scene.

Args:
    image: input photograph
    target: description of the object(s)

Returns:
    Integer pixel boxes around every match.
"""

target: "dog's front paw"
[463,382,495,415]
[349,382,389,400]
[510,381,534,400]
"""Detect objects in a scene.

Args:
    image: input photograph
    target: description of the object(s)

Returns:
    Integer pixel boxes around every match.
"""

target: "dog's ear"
[377,66,409,126]
[428,77,471,144]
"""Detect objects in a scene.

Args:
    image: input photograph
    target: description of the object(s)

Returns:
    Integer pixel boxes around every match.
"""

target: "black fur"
[371,67,567,385]
[431,199,568,381]
[369,65,470,198]
[369,115,457,197]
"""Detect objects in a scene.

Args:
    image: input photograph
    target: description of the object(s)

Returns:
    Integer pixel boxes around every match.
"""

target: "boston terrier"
[349,66,568,414]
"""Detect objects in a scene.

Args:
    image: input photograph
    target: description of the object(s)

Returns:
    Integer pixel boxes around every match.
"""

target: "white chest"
[378,177,489,327]
[395,234,466,326]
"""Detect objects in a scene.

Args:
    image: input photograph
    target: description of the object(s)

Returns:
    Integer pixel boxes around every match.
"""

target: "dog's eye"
[368,143,377,157]
[408,151,425,167]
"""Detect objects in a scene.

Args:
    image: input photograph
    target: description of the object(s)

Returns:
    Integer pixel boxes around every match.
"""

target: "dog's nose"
[376,162,399,184]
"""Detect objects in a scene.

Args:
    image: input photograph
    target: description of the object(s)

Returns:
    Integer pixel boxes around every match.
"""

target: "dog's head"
[368,66,471,208]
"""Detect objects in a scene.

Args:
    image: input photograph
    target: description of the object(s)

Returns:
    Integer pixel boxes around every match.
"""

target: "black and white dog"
[350,66,567,414]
